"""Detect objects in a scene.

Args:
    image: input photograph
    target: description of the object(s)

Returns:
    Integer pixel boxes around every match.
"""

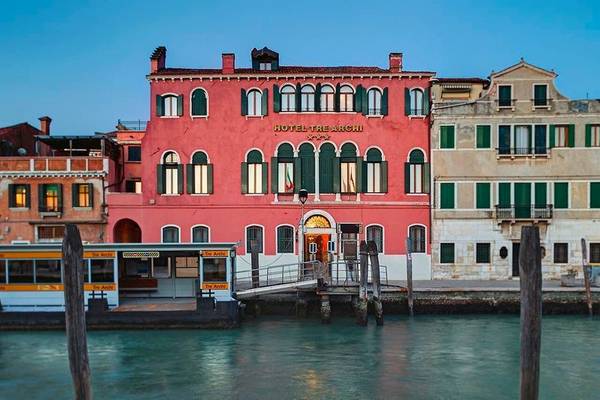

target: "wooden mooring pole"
[62,224,92,400]
[581,238,593,317]
[405,238,414,317]
[356,241,369,326]
[519,226,542,400]
[367,241,383,326]
[250,240,259,289]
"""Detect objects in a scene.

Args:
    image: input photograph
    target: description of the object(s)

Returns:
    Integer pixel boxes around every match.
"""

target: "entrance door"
[304,234,330,265]
[512,242,520,277]
[514,183,531,219]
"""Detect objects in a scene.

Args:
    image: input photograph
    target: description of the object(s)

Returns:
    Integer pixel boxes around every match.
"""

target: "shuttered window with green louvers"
[476,183,491,209]
[440,183,455,209]
[590,182,600,208]
[476,125,491,148]
[440,126,455,149]
[440,243,455,264]
[319,143,336,194]
[553,182,568,209]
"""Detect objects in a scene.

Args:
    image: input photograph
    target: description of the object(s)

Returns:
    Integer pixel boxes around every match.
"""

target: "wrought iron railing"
[495,204,553,220]
[496,147,549,156]
[234,261,323,291]
[116,119,147,131]
[495,98,516,108]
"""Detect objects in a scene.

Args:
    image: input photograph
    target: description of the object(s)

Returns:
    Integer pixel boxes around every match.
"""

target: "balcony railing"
[116,119,147,131]
[496,147,549,157]
[495,204,553,221]
[495,99,516,108]
[532,98,552,108]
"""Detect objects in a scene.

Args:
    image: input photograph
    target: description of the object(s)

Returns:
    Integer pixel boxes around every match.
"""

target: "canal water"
[0,315,598,399]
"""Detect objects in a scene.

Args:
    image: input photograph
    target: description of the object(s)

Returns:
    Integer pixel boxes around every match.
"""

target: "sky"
[0,0,598,134]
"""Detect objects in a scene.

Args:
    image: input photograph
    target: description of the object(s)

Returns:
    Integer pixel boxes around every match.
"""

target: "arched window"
[188,151,211,194]
[192,225,209,243]
[340,143,357,193]
[191,89,208,116]
[277,225,294,253]
[366,148,383,193]
[276,144,295,194]
[406,149,426,194]
[320,85,335,112]
[247,89,262,116]
[161,151,181,195]
[301,85,315,112]
[339,85,354,112]
[409,225,426,253]
[162,95,179,117]
[299,143,315,193]
[162,225,180,243]
[410,89,424,116]
[319,143,336,194]
[242,150,266,194]
[366,225,384,253]
[367,88,382,115]
[246,225,263,253]
[281,85,296,112]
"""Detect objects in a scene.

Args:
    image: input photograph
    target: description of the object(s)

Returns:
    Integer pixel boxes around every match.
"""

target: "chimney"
[150,46,167,73]
[389,52,403,73]
[38,116,52,135]
[222,53,235,74]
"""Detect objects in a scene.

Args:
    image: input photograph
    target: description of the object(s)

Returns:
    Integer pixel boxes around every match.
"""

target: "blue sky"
[0,0,598,133]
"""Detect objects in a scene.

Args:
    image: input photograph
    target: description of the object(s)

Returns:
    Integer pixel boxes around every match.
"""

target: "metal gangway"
[233,260,390,299]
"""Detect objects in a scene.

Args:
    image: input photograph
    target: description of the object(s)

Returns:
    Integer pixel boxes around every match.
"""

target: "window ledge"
[160,194,181,197]
[244,193,266,196]
[73,207,93,210]
[532,105,551,111]
[40,211,62,217]
[9,207,29,211]
[159,116,180,119]
[408,115,426,119]
[365,115,384,119]
[125,161,142,164]
[363,193,386,196]
[406,193,428,196]
[496,106,515,112]
[496,154,550,160]
[190,193,211,196]
[245,115,264,119]
[191,115,209,119]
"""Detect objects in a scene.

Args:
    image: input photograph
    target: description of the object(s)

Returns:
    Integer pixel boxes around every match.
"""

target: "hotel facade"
[430,60,600,279]
[106,46,434,282]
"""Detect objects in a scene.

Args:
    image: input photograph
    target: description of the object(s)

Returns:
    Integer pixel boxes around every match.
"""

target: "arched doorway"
[113,219,142,243]
[302,213,335,265]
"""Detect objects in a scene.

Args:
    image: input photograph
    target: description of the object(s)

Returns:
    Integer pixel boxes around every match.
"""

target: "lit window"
[339,85,354,112]
[320,85,335,112]
[247,89,262,116]
[301,85,315,112]
[367,88,382,115]
[74,183,91,207]
[281,85,296,112]
[9,184,29,208]
[40,184,61,212]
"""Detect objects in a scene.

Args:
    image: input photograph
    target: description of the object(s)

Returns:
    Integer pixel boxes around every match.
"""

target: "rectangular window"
[277,226,294,254]
[534,125,547,154]
[476,183,491,209]
[163,96,178,117]
[514,125,532,154]
[152,256,170,279]
[476,125,491,148]
[498,125,511,155]
[440,183,455,209]
[554,182,568,209]
[203,258,227,282]
[127,146,141,162]
[8,260,34,283]
[248,163,263,194]
[40,184,61,212]
[409,164,423,194]
[440,126,455,149]
[367,162,381,193]
[277,162,294,193]
[35,260,62,283]
[440,243,455,264]
[259,62,272,71]
[590,243,600,263]
[37,225,65,242]
[553,243,568,264]
[165,166,178,195]
[193,164,209,194]
[476,243,491,264]
[91,259,114,283]
[555,125,569,147]
[73,183,91,207]
[498,85,512,107]
[175,256,198,278]
[125,179,142,193]
[124,258,150,278]
[341,162,357,193]
[533,84,548,106]
[587,125,600,147]
[591,182,600,208]
[9,184,29,208]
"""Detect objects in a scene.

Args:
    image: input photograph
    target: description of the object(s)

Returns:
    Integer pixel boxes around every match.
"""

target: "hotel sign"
[273,124,363,133]
[201,282,229,290]
[201,250,229,258]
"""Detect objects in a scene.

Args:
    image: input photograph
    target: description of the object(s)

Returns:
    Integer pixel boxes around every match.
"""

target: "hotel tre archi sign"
[274,124,364,141]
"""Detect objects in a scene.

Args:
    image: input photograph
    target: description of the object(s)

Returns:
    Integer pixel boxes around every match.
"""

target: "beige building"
[431,60,600,279]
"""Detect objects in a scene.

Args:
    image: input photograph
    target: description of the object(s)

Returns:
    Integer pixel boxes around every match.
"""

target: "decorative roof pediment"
[490,59,557,80]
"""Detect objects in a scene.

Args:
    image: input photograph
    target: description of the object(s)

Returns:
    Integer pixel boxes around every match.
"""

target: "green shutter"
[72,184,78,207]
[207,164,214,194]
[585,124,592,147]
[423,87,430,115]
[549,125,555,148]
[380,161,388,193]
[590,182,600,208]
[8,185,15,208]
[241,89,247,116]
[534,182,547,207]
[404,163,411,193]
[293,157,302,194]
[314,83,321,112]
[25,184,31,208]
[261,162,268,194]
[332,157,340,193]
[156,165,165,194]
[440,243,455,263]
[422,163,430,194]
[498,183,511,207]
[177,95,183,116]
[440,183,454,209]
[354,85,363,113]
[241,162,248,194]
[554,182,568,209]
[477,125,491,148]
[88,183,94,208]
[38,184,45,211]
[271,157,278,194]
[498,125,511,154]
[155,95,163,116]
[334,83,341,112]
[514,183,531,218]
[295,83,302,112]
[261,88,268,116]
[273,85,281,113]
[381,88,388,116]
[355,158,363,193]
[476,183,491,209]
[186,164,194,194]
[404,88,411,115]
[440,126,455,149]
[361,87,368,116]
[568,124,575,147]
[57,184,62,211]
[177,165,184,194]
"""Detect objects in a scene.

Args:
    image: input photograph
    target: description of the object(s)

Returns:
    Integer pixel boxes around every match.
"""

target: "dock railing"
[234,260,322,291]
[327,261,388,287]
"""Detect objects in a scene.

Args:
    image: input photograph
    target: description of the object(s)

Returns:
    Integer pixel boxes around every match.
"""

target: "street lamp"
[298,189,308,266]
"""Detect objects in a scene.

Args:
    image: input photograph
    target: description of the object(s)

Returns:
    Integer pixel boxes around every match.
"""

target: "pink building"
[107,46,434,290]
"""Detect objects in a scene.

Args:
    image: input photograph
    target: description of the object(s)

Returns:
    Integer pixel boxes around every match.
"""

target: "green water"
[0,315,598,399]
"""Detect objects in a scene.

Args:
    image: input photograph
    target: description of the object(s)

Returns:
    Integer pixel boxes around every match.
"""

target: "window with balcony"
[38,184,62,213]
[72,183,93,208]
[533,84,548,107]
[367,88,382,116]
[9,184,30,208]
[405,88,429,116]
[498,85,512,108]
[498,125,547,156]
[495,182,553,220]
